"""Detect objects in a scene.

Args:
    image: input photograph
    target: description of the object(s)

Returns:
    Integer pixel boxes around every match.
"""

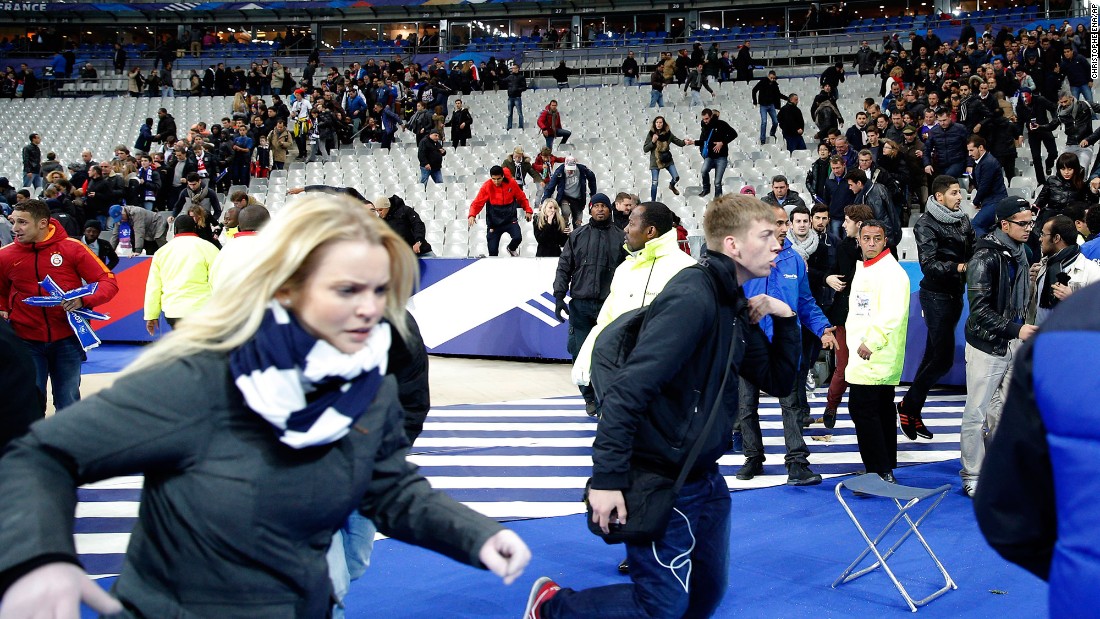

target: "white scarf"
[787,230,820,261]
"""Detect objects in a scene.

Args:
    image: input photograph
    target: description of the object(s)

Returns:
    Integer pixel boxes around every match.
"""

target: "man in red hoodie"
[0,199,118,410]
[468,165,533,257]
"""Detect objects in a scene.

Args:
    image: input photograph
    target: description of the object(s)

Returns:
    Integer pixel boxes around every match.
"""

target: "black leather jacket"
[553,220,626,302]
[914,203,975,295]
[1033,175,1093,212]
[965,233,1025,356]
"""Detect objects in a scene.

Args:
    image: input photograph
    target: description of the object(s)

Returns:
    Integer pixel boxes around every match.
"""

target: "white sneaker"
[963,480,977,498]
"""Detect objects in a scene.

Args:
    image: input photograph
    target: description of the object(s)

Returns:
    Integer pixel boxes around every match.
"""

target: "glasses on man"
[1006,219,1035,229]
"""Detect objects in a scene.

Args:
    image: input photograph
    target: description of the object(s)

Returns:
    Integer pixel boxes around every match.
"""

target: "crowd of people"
[1,15,1100,619]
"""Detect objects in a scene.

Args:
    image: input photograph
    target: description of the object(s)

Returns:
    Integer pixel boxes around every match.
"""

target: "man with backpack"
[571,201,695,416]
[524,194,801,619]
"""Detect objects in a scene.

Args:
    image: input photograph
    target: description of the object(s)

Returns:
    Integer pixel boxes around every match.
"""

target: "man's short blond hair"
[703,194,774,250]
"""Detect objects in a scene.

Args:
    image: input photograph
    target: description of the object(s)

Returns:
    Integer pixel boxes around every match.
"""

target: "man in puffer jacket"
[0,199,118,411]
[467,165,532,257]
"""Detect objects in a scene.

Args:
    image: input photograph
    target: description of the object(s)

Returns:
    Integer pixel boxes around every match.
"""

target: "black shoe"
[584,400,598,417]
[786,462,823,486]
[697,188,710,197]
[897,402,919,441]
[823,408,837,429]
[880,472,897,484]
[618,558,629,574]
[913,414,933,440]
[735,457,764,481]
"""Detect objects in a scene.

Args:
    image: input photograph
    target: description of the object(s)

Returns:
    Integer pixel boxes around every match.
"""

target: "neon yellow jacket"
[143,233,221,320]
[572,229,697,385]
[845,249,910,385]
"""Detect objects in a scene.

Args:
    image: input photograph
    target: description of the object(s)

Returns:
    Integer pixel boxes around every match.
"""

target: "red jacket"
[537,106,563,133]
[468,168,532,217]
[0,219,118,343]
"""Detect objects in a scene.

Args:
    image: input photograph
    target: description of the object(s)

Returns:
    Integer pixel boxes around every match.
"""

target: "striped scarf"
[229,302,391,449]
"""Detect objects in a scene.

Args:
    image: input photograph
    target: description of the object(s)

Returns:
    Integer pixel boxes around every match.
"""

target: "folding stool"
[832,474,957,612]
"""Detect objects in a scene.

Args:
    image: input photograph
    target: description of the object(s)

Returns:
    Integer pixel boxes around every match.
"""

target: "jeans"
[545,128,571,150]
[22,336,84,411]
[567,298,602,404]
[941,162,966,179]
[737,375,811,466]
[848,384,898,475]
[902,290,963,416]
[1072,83,1095,105]
[826,324,850,410]
[649,89,664,108]
[784,135,807,153]
[559,196,583,227]
[827,219,844,246]
[160,86,174,98]
[689,89,703,107]
[327,512,378,619]
[624,76,637,87]
[700,156,728,196]
[486,221,522,256]
[420,168,443,185]
[543,470,731,619]
[25,173,42,189]
[507,96,524,129]
[961,340,1020,482]
[650,165,680,201]
[758,105,778,143]
[798,328,822,424]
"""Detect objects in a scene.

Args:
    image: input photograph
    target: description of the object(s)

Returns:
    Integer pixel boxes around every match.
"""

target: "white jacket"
[1035,252,1100,326]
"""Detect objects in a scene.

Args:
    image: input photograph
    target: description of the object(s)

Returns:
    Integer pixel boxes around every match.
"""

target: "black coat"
[966,234,1026,356]
[698,118,737,158]
[914,209,975,295]
[532,217,569,257]
[825,236,860,326]
[382,195,431,254]
[446,108,473,142]
[417,136,444,171]
[552,220,626,302]
[154,114,178,142]
[777,102,804,139]
[590,252,800,488]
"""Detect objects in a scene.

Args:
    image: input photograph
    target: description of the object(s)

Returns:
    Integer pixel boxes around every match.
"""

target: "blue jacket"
[1082,235,1100,264]
[543,164,597,206]
[743,239,831,341]
[50,54,67,77]
[345,93,367,117]
[923,122,970,170]
[970,152,1008,208]
[822,173,854,221]
[379,107,403,134]
[974,283,1100,617]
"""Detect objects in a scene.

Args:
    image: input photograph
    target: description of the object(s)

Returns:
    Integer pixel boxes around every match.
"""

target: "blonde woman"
[532,198,569,257]
[0,194,530,618]
[232,90,250,117]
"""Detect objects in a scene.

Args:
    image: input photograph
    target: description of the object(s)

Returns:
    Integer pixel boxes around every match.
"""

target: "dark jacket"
[552,219,626,302]
[825,236,861,326]
[974,284,1100,607]
[806,158,831,202]
[154,114,178,142]
[854,46,879,74]
[1015,94,1060,134]
[855,181,900,248]
[914,205,975,294]
[544,164,597,206]
[751,77,787,108]
[391,311,431,444]
[446,107,473,142]
[1059,99,1100,145]
[0,357,501,618]
[777,102,804,139]
[85,175,125,219]
[698,117,737,158]
[502,73,527,98]
[21,143,41,176]
[382,195,431,254]
[590,252,800,488]
[970,153,1009,209]
[1033,174,1093,214]
[966,233,1025,356]
[86,236,120,270]
[417,135,444,171]
[822,172,854,221]
[621,56,639,78]
[922,121,970,170]
[532,217,569,257]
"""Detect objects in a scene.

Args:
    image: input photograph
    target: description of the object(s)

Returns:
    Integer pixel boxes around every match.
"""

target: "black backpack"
[589,264,714,409]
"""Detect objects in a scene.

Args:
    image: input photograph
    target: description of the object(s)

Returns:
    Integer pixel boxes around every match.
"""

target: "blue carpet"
[344,460,1045,618]
[83,343,145,375]
[82,460,1045,618]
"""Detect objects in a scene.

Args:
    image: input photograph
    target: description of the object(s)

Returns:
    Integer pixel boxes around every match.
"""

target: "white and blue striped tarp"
[74,387,964,578]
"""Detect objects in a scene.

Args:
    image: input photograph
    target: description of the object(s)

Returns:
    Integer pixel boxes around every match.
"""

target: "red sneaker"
[524,577,561,619]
